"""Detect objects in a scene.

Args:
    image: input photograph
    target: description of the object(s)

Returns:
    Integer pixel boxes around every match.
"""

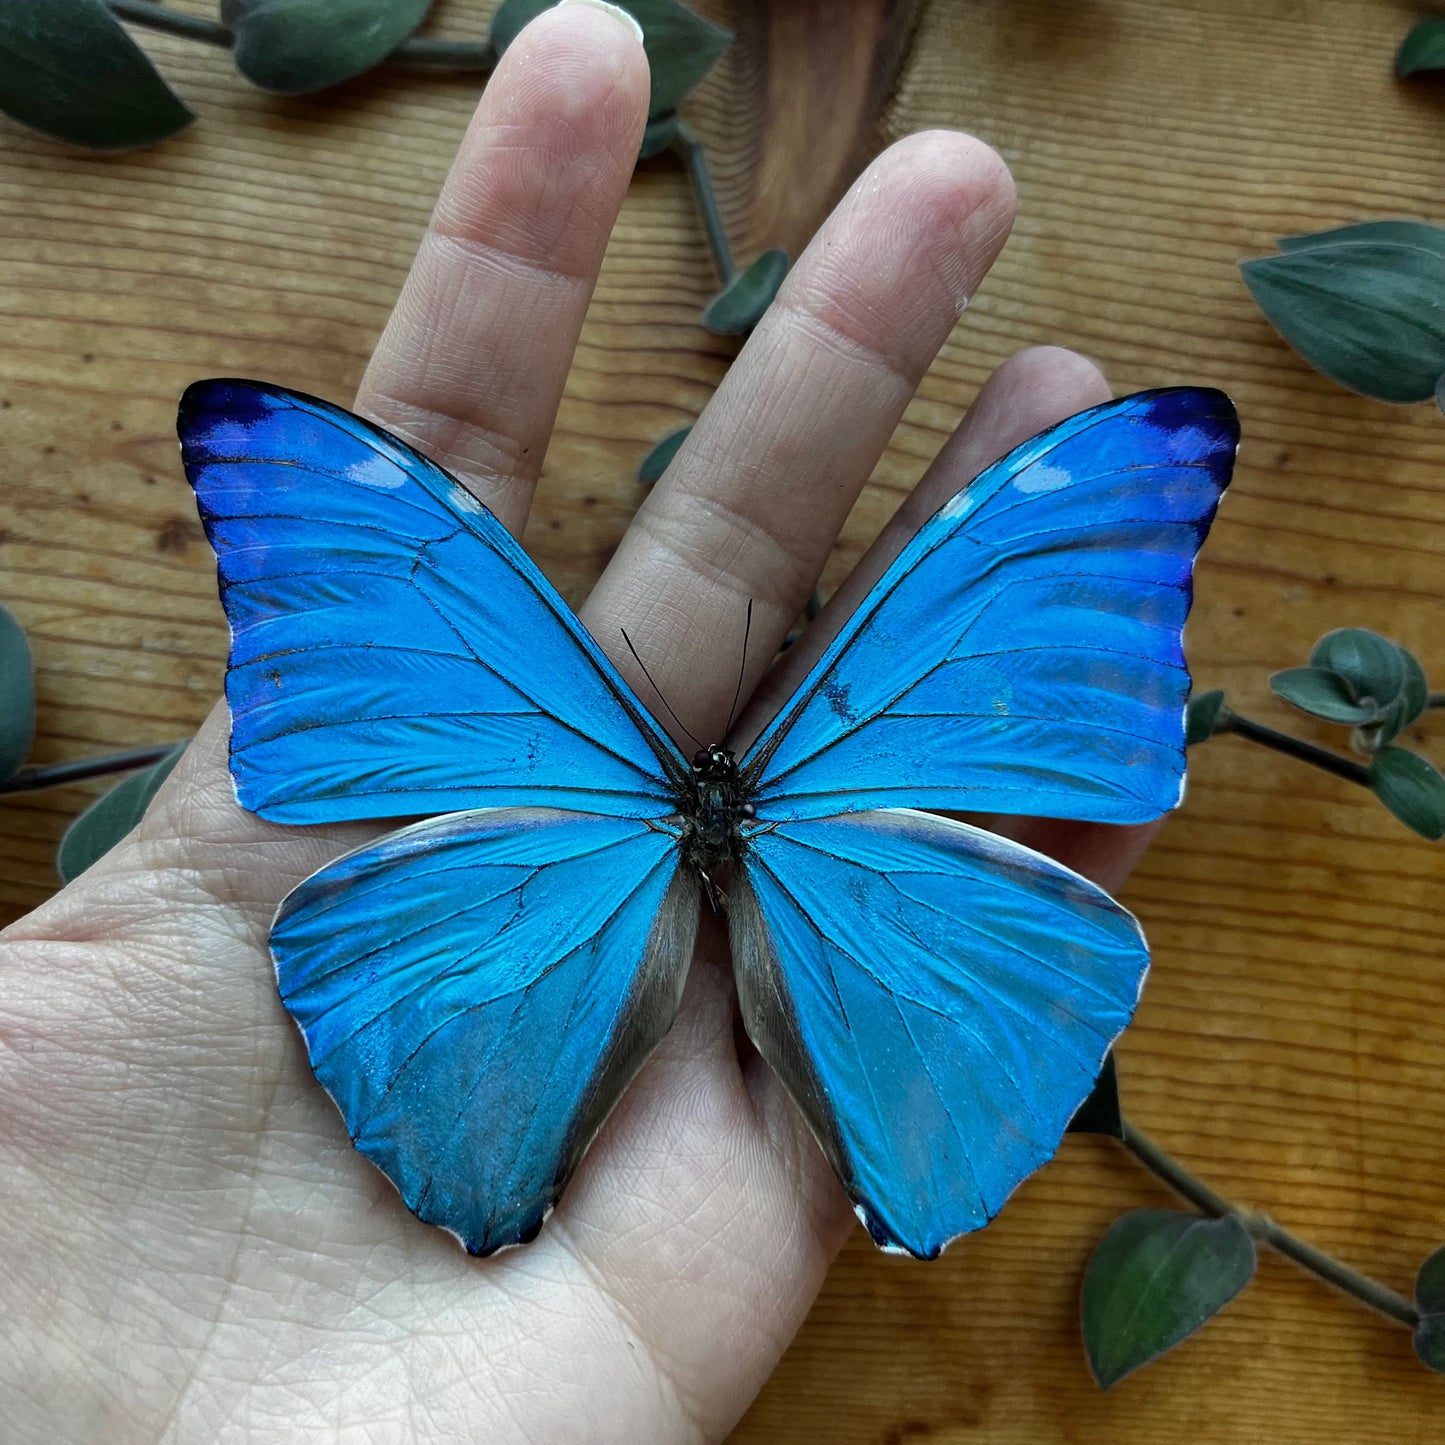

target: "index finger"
[355,1,649,534]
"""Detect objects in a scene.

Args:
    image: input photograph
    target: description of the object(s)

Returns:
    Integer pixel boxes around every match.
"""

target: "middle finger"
[584,129,1016,738]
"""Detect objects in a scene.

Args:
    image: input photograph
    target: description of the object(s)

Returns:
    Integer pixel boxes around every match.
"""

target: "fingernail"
[557,0,645,44]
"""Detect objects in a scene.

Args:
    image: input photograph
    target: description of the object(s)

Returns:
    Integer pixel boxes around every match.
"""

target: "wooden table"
[1,1,1441,1439]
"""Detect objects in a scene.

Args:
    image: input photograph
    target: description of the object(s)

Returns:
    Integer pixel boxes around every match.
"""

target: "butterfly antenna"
[724,598,753,738]
[620,628,704,750]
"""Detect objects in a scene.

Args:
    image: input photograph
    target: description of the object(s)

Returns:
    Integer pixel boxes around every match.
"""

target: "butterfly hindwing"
[731,808,1148,1259]
[180,380,684,824]
[272,807,697,1254]
[742,388,1237,824]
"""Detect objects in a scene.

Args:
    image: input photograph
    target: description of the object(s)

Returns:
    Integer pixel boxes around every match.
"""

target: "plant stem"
[0,742,184,795]
[388,38,496,72]
[1119,1117,1418,1327]
[108,3,497,71]
[1218,710,1371,785]
[110,1,229,45]
[671,119,735,285]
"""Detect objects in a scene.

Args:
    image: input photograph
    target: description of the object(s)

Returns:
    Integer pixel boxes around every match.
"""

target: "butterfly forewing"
[180,380,686,825]
[739,388,1238,824]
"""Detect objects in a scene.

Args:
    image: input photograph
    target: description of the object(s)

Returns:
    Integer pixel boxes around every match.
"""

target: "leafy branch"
[1072,626,1442,1386]
[1071,1059,1444,1386]
[1186,628,1444,839]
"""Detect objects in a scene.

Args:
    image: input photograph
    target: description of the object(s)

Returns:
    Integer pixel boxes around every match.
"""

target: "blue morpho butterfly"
[178,379,1237,1260]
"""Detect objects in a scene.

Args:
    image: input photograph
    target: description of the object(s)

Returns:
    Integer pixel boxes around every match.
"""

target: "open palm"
[0,6,1152,1440]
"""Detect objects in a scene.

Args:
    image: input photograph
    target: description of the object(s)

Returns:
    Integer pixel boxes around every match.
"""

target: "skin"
[0,7,1160,1441]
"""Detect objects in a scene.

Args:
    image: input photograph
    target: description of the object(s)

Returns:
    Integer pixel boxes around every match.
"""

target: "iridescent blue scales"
[179,380,1237,1258]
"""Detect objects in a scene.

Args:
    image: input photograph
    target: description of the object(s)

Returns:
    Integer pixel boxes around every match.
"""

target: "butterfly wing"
[731,809,1146,1258]
[180,380,685,824]
[272,807,696,1254]
[741,389,1237,823]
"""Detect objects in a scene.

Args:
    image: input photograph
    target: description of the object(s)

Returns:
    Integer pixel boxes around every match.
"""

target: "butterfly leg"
[698,868,729,914]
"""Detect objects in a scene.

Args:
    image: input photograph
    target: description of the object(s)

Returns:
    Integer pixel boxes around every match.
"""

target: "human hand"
[0,4,1152,1440]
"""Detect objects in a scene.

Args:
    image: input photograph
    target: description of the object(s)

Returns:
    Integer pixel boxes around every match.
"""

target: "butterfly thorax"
[677,744,756,875]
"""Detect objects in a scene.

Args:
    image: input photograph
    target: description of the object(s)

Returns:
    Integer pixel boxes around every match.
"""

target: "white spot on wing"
[1011,461,1073,494]
[343,453,406,488]
[447,483,485,514]
[940,490,980,521]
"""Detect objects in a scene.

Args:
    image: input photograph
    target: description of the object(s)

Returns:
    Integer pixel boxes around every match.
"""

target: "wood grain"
[0,1,1441,1440]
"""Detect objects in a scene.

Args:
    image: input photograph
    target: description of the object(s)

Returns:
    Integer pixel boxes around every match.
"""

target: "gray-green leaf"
[57,745,184,882]
[637,424,690,483]
[0,601,35,785]
[1415,1246,1445,1373]
[1278,220,1445,260]
[1066,1051,1122,1139]
[702,248,788,335]
[1417,1245,1445,1314]
[1397,19,1445,78]
[490,0,730,117]
[230,0,434,95]
[0,0,194,150]
[1367,746,1445,840]
[639,110,679,159]
[1184,688,1227,746]
[1269,666,1380,725]
[1082,1209,1256,1389]
[1310,627,1407,705]
[1240,241,1445,403]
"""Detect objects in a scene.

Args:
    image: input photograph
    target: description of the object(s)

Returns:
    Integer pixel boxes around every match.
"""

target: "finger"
[583,130,1017,737]
[745,344,1113,728]
[356,1,648,534]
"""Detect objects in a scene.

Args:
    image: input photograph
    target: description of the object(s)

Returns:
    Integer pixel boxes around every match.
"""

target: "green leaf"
[490,0,731,117]
[56,746,184,882]
[1294,630,1429,747]
[1269,666,1380,725]
[1081,1209,1256,1389]
[702,248,789,335]
[1240,242,1445,403]
[1416,1315,1445,1373]
[0,0,194,150]
[1184,688,1227,745]
[1067,1052,1122,1139]
[1415,1246,1445,1373]
[1397,19,1445,78]
[0,601,35,785]
[639,110,678,159]
[1310,628,1406,708]
[1367,746,1445,840]
[1374,648,1431,746]
[637,424,690,483]
[1278,220,1445,260]
[230,0,434,95]
[1417,1245,1445,1314]
[1397,646,1431,726]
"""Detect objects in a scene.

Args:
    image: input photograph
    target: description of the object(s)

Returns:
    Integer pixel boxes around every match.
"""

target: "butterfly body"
[180,379,1238,1261]
[677,744,755,893]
